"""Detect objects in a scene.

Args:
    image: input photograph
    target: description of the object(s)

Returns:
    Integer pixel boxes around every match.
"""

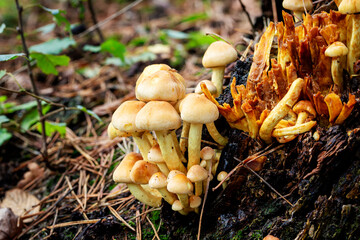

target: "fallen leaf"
[0,208,22,240]
[0,189,40,223]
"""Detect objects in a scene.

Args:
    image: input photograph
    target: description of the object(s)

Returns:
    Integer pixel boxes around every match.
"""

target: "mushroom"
[107,122,130,140]
[202,41,238,97]
[113,152,161,207]
[217,171,229,189]
[149,172,177,205]
[345,14,360,75]
[282,0,313,21]
[200,146,216,175]
[129,160,160,185]
[136,69,186,104]
[324,41,348,91]
[135,101,187,172]
[167,173,193,208]
[189,195,202,209]
[259,78,305,144]
[263,235,280,240]
[324,93,343,124]
[187,165,208,196]
[338,0,360,14]
[148,144,170,176]
[195,80,217,96]
[112,100,152,161]
[180,93,219,170]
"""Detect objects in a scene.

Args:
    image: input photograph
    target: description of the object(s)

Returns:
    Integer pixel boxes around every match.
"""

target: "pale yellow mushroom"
[167,173,193,208]
[338,0,360,14]
[149,172,177,205]
[148,144,170,176]
[187,165,208,196]
[259,78,305,144]
[282,0,313,21]
[202,41,238,97]
[107,123,130,140]
[217,171,229,189]
[346,14,360,75]
[195,80,217,96]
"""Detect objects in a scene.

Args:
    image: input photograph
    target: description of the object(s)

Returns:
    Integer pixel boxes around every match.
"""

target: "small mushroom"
[338,0,360,14]
[149,172,177,205]
[200,146,216,175]
[189,195,202,209]
[259,78,305,144]
[180,94,219,170]
[325,41,348,91]
[113,153,161,207]
[195,80,217,96]
[217,171,229,189]
[107,123,130,140]
[148,144,170,176]
[282,0,313,21]
[345,14,360,75]
[167,173,193,208]
[129,160,160,184]
[202,41,238,97]
[187,165,208,196]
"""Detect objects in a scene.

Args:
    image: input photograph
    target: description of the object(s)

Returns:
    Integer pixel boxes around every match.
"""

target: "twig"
[136,210,142,240]
[47,219,102,229]
[146,216,160,240]
[87,0,104,42]
[238,0,255,35]
[271,0,278,23]
[197,162,212,240]
[77,0,143,39]
[15,0,49,166]
[108,206,135,231]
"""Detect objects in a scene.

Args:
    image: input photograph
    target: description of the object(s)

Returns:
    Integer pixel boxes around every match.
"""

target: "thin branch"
[238,0,255,35]
[77,0,143,39]
[87,0,104,42]
[271,0,278,23]
[15,0,49,164]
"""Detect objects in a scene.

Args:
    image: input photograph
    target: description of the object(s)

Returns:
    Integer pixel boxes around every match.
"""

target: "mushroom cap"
[282,0,313,11]
[217,171,228,182]
[195,80,217,95]
[325,41,349,57]
[167,170,185,182]
[135,101,181,131]
[338,0,360,14]
[147,144,164,163]
[172,200,183,211]
[130,160,160,184]
[180,93,219,124]
[148,172,167,189]
[112,100,146,133]
[200,146,216,161]
[293,100,317,117]
[187,165,208,182]
[263,235,280,240]
[202,41,238,68]
[136,64,185,87]
[189,195,202,208]
[107,123,131,139]
[113,152,143,183]
[167,174,193,194]
[136,70,186,102]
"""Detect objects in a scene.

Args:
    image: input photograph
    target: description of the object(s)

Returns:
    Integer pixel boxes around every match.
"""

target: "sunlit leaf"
[0,23,5,34]
[162,29,189,39]
[0,115,9,125]
[36,23,56,35]
[29,37,76,55]
[83,44,101,53]
[0,70,6,79]
[180,13,208,23]
[36,121,66,137]
[41,6,71,32]
[20,105,50,131]
[186,31,216,49]
[76,105,102,123]
[0,53,25,62]
[0,128,12,146]
[30,52,70,75]
[100,39,126,61]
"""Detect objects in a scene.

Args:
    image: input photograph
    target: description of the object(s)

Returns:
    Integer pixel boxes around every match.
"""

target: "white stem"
[211,67,225,97]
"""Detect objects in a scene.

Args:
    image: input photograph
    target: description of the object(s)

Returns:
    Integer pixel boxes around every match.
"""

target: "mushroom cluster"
[109,64,231,214]
[202,7,358,144]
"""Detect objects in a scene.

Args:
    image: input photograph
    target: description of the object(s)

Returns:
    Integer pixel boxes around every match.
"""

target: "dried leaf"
[0,208,22,240]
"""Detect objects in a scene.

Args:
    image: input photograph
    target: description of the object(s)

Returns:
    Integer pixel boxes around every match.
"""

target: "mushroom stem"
[194,182,203,196]
[155,130,187,173]
[127,183,162,207]
[179,121,190,154]
[205,122,228,146]
[177,194,189,208]
[211,67,225,97]
[132,132,152,162]
[157,188,177,205]
[187,123,203,170]
[171,131,187,163]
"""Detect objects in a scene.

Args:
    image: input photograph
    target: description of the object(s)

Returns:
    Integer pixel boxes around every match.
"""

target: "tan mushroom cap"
[293,100,316,117]
[338,0,360,14]
[167,170,185,182]
[200,146,216,161]
[112,100,146,133]
[136,70,186,102]
[113,152,143,183]
[263,235,280,240]
[147,144,164,163]
[136,64,171,87]
[282,0,313,11]
[325,42,349,57]
[135,101,181,131]
[187,165,208,182]
[202,41,238,68]
[172,200,184,211]
[167,174,194,194]
[195,80,217,95]
[148,172,168,189]
[217,171,228,182]
[107,123,131,139]
[180,93,219,124]
[189,195,202,208]
[130,160,160,184]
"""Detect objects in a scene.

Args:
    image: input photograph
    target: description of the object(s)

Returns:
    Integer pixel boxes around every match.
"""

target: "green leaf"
[0,23,5,34]
[29,38,76,55]
[180,13,208,23]
[162,29,189,40]
[0,70,6,79]
[83,44,101,53]
[0,128,12,146]
[0,53,25,62]
[186,32,216,49]
[36,23,56,35]
[76,105,102,123]
[20,105,50,131]
[36,121,66,137]
[0,115,9,125]
[100,39,126,61]
[0,96,7,103]
[41,6,71,32]
[30,52,70,75]
[8,100,38,112]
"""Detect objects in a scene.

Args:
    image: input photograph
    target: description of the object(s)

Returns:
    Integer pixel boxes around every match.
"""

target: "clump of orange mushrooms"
[109,2,358,213]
